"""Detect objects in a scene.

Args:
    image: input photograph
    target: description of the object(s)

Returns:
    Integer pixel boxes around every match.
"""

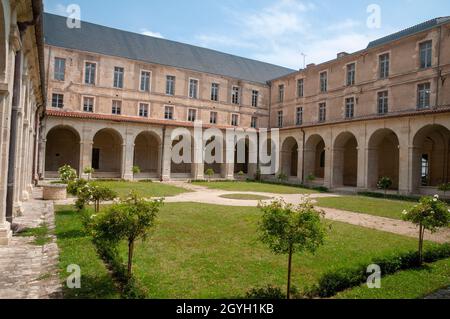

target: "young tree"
[277,172,288,183]
[237,171,246,180]
[377,176,393,196]
[438,183,450,198]
[75,184,117,212]
[93,192,163,277]
[258,198,327,299]
[205,168,215,182]
[132,166,141,178]
[402,195,450,264]
[83,166,95,181]
[58,165,78,184]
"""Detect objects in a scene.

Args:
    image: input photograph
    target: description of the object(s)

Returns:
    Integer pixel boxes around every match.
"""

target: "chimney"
[306,63,315,68]
[337,52,349,59]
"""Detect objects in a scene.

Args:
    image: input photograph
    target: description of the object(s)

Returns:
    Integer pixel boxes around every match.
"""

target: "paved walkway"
[0,190,62,299]
[425,287,450,299]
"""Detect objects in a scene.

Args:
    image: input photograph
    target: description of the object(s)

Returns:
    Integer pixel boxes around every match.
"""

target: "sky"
[43,0,450,70]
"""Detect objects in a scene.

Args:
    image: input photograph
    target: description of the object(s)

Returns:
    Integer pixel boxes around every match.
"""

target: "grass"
[315,196,416,220]
[193,181,315,194]
[91,180,188,199]
[219,194,272,200]
[18,223,52,246]
[55,206,120,299]
[335,258,450,299]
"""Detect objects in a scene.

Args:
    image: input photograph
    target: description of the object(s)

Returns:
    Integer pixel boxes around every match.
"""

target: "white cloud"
[140,28,164,39]
[195,34,258,50]
[326,19,361,31]
[52,3,68,16]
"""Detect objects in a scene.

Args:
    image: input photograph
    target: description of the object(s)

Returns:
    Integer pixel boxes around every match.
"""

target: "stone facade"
[42,16,450,197]
[0,0,45,245]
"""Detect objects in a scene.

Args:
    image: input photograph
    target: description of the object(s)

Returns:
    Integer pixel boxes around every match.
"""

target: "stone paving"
[0,189,62,299]
[424,287,450,299]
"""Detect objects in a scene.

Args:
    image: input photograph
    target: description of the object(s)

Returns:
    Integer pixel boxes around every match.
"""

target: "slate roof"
[367,17,450,49]
[43,13,295,84]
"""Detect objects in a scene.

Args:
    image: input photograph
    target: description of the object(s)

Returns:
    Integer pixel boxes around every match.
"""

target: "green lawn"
[315,196,416,220]
[219,194,272,200]
[55,206,120,299]
[54,203,438,299]
[335,258,450,299]
[193,181,315,194]
[92,181,188,199]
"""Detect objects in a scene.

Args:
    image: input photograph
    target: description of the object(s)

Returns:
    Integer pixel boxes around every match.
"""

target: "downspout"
[301,128,305,184]
[6,51,22,223]
[435,25,442,108]
[160,125,166,182]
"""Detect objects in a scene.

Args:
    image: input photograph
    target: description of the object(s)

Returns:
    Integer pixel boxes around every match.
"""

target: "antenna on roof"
[300,52,307,70]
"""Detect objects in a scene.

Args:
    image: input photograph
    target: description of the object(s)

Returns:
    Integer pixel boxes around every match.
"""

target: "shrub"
[277,172,288,183]
[402,195,450,264]
[205,168,215,181]
[132,166,141,176]
[83,167,95,181]
[245,285,285,300]
[75,183,117,212]
[58,165,77,184]
[438,183,450,197]
[67,178,88,196]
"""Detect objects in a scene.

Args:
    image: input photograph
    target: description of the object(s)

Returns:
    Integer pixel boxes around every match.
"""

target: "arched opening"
[333,132,358,187]
[412,124,450,192]
[304,134,326,182]
[281,137,298,178]
[0,2,6,81]
[45,126,81,178]
[367,129,400,190]
[234,141,249,175]
[171,135,193,179]
[134,131,160,179]
[204,136,223,177]
[92,128,123,178]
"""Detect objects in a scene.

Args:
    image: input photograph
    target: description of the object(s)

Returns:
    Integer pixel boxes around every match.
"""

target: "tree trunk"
[418,223,424,265]
[287,245,293,300]
[128,240,134,278]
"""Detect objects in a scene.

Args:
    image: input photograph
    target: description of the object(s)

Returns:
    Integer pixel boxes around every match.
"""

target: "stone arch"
[411,124,450,191]
[281,137,299,178]
[171,134,193,178]
[304,134,326,181]
[134,131,161,179]
[0,1,6,80]
[367,128,400,190]
[332,132,358,187]
[234,137,257,177]
[92,128,123,178]
[45,125,81,177]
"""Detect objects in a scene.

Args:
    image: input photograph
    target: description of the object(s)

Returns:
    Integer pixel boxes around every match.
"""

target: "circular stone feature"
[42,184,68,200]
[219,194,272,201]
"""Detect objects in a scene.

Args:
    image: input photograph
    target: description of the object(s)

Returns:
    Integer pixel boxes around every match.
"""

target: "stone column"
[356,146,366,189]
[122,132,135,181]
[79,140,93,179]
[161,128,172,181]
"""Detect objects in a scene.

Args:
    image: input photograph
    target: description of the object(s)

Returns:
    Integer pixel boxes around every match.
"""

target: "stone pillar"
[161,128,172,181]
[122,132,135,181]
[331,147,344,188]
[224,132,235,180]
[79,139,93,179]
[356,147,366,189]
[398,145,410,195]
[297,149,304,183]
[38,137,46,179]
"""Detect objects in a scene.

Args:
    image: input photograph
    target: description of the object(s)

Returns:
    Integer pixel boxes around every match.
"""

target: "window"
[296,107,303,126]
[188,109,197,122]
[297,79,304,97]
[379,53,390,79]
[345,97,355,119]
[113,67,124,88]
[319,103,326,122]
[51,93,64,108]
[419,41,432,69]
[232,86,240,105]
[83,97,94,113]
[231,114,239,126]
[320,72,327,92]
[346,63,356,86]
[85,62,96,85]
[251,117,257,129]
[378,91,389,115]
[210,112,217,124]
[252,90,259,107]
[278,84,285,103]
[277,111,283,128]
[166,75,175,95]
[112,100,122,115]
[140,71,151,92]
[165,106,174,120]
[417,83,431,109]
[54,58,65,81]
[211,83,219,101]
[139,103,149,117]
[189,79,199,99]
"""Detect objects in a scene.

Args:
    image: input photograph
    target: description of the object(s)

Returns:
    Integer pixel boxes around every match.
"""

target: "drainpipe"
[160,125,166,182]
[6,52,22,223]
[435,25,442,108]
[301,128,306,183]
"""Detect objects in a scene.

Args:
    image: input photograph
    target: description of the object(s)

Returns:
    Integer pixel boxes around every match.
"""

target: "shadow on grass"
[62,274,120,299]
[55,229,86,240]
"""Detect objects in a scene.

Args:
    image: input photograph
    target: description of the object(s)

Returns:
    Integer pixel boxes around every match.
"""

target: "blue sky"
[43,0,450,69]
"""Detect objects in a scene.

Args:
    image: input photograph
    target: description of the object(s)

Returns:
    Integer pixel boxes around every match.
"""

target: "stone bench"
[42,184,67,200]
